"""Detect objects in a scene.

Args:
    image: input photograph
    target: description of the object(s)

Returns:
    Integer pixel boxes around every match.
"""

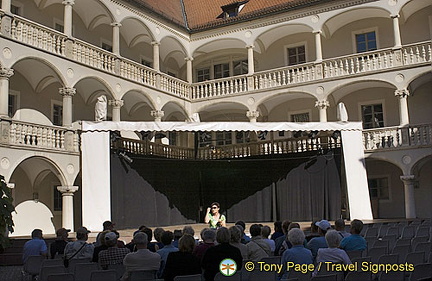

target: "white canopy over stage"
[81,121,372,231]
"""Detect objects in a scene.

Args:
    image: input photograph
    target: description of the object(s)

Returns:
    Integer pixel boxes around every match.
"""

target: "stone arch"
[328,79,397,103]
[196,101,250,121]
[192,38,248,58]
[73,0,116,31]
[399,0,432,23]
[120,16,155,48]
[160,36,189,68]
[120,89,156,121]
[160,101,189,121]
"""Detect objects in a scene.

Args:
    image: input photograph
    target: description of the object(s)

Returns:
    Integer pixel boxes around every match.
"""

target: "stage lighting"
[119,151,133,164]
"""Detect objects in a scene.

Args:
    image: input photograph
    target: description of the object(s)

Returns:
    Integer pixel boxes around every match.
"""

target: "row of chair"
[363,225,431,239]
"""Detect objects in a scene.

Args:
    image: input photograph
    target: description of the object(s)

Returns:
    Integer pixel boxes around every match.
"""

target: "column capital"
[57,185,79,195]
[184,56,194,62]
[0,67,14,79]
[246,110,260,121]
[315,99,330,109]
[62,0,75,5]
[151,41,160,46]
[395,88,410,98]
[111,22,122,27]
[246,45,255,49]
[59,87,76,97]
[109,99,124,108]
[151,110,164,121]
[391,14,400,19]
[313,30,322,35]
[400,175,415,183]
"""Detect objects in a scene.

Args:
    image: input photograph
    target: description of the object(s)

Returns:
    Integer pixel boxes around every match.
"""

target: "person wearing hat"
[50,228,70,259]
[98,231,130,269]
[64,226,94,260]
[95,220,115,247]
[307,220,331,259]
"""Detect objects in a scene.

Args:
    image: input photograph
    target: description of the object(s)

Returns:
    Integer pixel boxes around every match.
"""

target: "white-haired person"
[280,228,313,279]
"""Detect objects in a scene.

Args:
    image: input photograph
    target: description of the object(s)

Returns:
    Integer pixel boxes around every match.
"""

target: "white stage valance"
[81,121,363,132]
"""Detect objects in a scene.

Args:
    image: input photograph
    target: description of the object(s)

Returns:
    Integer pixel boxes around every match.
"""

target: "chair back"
[401,226,415,239]
[174,273,202,281]
[392,244,410,263]
[107,264,126,280]
[377,254,399,265]
[74,262,98,281]
[310,274,338,281]
[378,270,405,281]
[23,255,45,275]
[39,265,66,281]
[367,247,387,263]
[41,259,63,267]
[90,270,118,281]
[409,263,432,281]
[287,269,312,281]
[406,251,425,266]
[46,273,74,281]
[67,258,92,273]
[129,270,157,281]
[345,271,372,281]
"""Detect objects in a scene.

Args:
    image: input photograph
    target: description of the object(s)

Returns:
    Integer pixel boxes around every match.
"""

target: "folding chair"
[401,226,416,239]
[392,244,410,263]
[368,247,387,263]
[377,254,398,265]
[41,259,63,267]
[22,256,45,281]
[378,271,405,281]
[90,270,118,281]
[74,262,98,281]
[409,263,432,281]
[345,271,372,281]
[107,264,126,280]
[39,265,66,281]
[128,270,157,281]
[46,273,74,281]
[406,252,426,266]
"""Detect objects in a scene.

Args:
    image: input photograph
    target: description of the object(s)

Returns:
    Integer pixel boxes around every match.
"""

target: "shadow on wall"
[10,200,55,237]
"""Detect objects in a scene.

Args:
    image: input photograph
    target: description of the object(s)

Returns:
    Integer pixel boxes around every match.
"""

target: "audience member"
[157,231,179,278]
[113,230,126,248]
[172,229,182,248]
[154,227,165,249]
[22,229,48,263]
[271,221,284,240]
[235,220,250,244]
[92,230,110,262]
[274,220,291,255]
[229,225,248,260]
[64,226,94,260]
[316,230,351,265]
[306,221,321,242]
[142,227,159,252]
[280,228,313,279]
[246,224,271,261]
[133,225,146,236]
[307,220,330,259]
[183,226,198,244]
[335,219,350,239]
[261,225,275,254]
[122,232,161,281]
[50,228,70,259]
[95,220,115,247]
[202,227,243,281]
[98,231,130,269]
[193,228,215,261]
[340,219,367,252]
[278,222,301,256]
[163,234,201,281]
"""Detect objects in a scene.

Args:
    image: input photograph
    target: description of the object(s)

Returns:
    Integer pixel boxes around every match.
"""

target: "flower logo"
[219,258,237,276]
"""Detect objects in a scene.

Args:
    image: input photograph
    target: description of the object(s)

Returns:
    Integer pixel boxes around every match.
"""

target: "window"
[368,177,389,200]
[291,112,309,122]
[52,102,63,126]
[235,131,249,144]
[168,132,177,146]
[214,63,230,79]
[356,31,377,53]
[361,104,384,129]
[197,68,210,82]
[287,46,306,66]
[54,23,64,33]
[8,93,19,117]
[101,42,112,52]
[53,186,62,211]
[220,1,247,18]
[233,60,248,76]
[199,131,212,147]
[11,4,21,15]
[216,132,232,146]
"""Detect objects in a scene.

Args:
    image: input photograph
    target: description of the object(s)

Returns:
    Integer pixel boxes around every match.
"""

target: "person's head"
[104,231,118,247]
[56,228,70,240]
[161,231,174,246]
[335,219,346,231]
[315,220,331,236]
[173,229,182,241]
[76,227,90,241]
[210,202,220,215]
[261,225,271,238]
[274,221,282,233]
[288,228,305,246]
[133,232,148,248]
[229,226,242,243]
[31,229,43,239]
[103,221,115,231]
[282,220,292,234]
[98,230,111,246]
[288,222,300,231]
[350,219,364,235]
[249,224,262,238]
[325,230,341,248]
[216,227,230,244]
[200,228,211,240]
[154,227,164,243]
[141,227,153,242]
[183,226,195,237]
[178,234,196,253]
[235,221,246,234]
[202,229,216,243]
[310,221,319,233]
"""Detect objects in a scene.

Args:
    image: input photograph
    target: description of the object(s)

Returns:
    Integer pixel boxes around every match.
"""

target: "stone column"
[395,89,410,126]
[109,99,123,122]
[0,67,13,117]
[246,110,259,122]
[111,22,122,56]
[315,99,329,122]
[59,87,75,127]
[57,185,79,232]
[2,0,11,13]
[185,57,193,83]
[151,110,164,122]
[246,45,255,75]
[400,175,416,219]
[391,14,402,49]
[62,0,75,37]
[152,41,160,72]
[313,30,323,62]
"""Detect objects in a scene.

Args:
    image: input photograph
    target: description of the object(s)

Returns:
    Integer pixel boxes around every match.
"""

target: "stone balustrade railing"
[0,119,79,153]
[114,138,195,159]
[160,74,190,99]
[119,58,157,88]
[72,38,117,74]
[191,76,248,99]
[363,124,432,151]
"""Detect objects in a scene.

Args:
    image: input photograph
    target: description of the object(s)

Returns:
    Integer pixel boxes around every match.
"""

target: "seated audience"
[271,221,284,240]
[172,229,182,248]
[235,221,250,244]
[261,225,275,254]
[157,231,179,278]
[122,232,161,281]
[50,228,70,259]
[202,227,243,281]
[246,224,271,261]
[335,219,350,238]
[92,230,110,262]
[98,231,130,269]
[193,228,215,262]
[274,220,291,255]
[22,229,48,263]
[154,227,165,250]
[64,226,94,260]
[307,220,330,259]
[278,222,301,256]
[95,220,115,247]
[163,234,201,281]
[229,225,248,260]
[340,219,367,252]
[280,228,313,279]
[183,226,198,244]
[306,221,321,242]
[113,230,126,248]
[316,230,351,265]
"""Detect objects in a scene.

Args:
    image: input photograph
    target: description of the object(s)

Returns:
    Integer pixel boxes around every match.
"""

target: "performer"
[204,202,226,229]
